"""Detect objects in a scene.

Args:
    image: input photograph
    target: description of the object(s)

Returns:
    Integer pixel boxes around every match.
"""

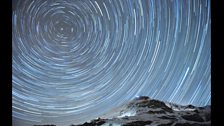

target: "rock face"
[74,96,211,126]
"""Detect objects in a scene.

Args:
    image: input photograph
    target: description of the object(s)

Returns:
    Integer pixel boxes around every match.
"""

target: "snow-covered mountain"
[74,96,211,126]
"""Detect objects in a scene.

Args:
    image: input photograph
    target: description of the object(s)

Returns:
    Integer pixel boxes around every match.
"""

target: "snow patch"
[118,110,136,118]
[165,103,195,111]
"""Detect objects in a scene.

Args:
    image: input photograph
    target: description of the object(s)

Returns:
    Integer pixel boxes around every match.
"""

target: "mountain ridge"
[34,96,211,126]
[74,96,211,126]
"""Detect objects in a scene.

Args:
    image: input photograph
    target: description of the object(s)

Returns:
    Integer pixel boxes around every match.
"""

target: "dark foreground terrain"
[34,96,211,126]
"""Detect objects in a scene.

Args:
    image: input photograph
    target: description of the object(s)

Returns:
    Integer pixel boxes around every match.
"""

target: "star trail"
[12,0,210,125]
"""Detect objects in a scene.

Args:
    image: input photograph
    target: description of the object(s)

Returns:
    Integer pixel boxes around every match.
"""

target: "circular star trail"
[12,0,210,125]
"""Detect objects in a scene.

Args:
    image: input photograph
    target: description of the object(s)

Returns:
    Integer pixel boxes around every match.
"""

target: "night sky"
[12,0,210,125]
